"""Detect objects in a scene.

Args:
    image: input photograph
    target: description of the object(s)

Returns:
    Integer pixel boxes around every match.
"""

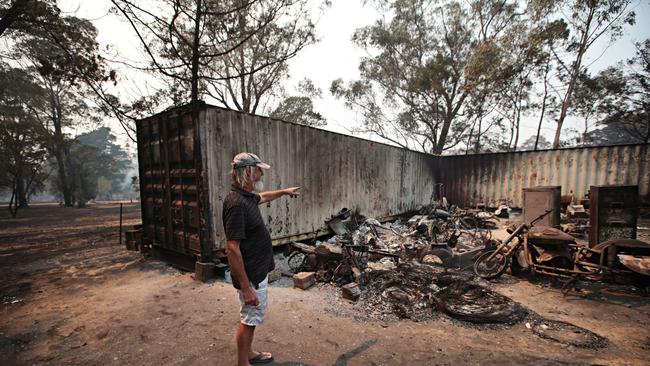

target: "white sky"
[58,0,650,151]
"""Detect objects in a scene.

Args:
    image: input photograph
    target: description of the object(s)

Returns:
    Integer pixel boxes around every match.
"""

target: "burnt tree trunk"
[52,143,72,206]
[474,117,483,154]
[47,84,73,206]
[48,81,73,206]
[553,5,595,149]
[534,63,550,151]
[16,173,28,208]
[434,92,468,155]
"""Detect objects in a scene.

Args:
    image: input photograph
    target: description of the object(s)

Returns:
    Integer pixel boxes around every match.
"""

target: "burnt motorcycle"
[473,210,650,288]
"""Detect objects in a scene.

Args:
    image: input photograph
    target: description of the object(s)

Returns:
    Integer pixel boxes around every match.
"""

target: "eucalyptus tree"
[111,0,324,115]
[270,78,326,126]
[550,0,636,148]
[596,39,650,143]
[7,13,112,206]
[0,64,49,216]
[0,0,58,38]
[203,0,322,114]
[493,17,567,151]
[570,70,612,142]
[332,0,528,154]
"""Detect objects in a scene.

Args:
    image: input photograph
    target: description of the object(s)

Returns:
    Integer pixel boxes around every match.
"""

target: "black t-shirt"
[222,185,274,289]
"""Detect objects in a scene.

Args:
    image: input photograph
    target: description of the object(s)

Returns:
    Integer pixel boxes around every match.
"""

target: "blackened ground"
[1,203,649,365]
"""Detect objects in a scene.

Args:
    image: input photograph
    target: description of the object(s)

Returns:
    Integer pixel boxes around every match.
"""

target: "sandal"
[249,351,274,364]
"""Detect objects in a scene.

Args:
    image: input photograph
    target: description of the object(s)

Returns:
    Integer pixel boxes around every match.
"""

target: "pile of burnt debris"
[281,205,610,348]
[285,205,519,323]
[289,204,500,276]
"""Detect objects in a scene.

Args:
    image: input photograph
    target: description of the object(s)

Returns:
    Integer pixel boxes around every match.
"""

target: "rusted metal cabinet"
[136,103,438,269]
[589,185,639,247]
[523,186,561,227]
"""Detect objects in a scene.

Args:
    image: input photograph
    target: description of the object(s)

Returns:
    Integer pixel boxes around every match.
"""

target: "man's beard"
[253,180,264,192]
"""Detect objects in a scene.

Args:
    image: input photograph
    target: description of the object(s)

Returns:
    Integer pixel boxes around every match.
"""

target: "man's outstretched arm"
[258,187,300,205]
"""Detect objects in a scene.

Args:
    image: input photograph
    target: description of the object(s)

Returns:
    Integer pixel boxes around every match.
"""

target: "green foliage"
[0,0,58,38]
[2,3,114,206]
[520,135,551,151]
[333,0,531,154]
[67,142,113,205]
[74,127,134,201]
[270,96,326,127]
[581,39,650,144]
[270,79,326,127]
[131,175,139,194]
[0,63,49,214]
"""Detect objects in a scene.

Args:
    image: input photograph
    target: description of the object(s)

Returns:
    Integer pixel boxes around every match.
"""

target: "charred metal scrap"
[287,207,524,324]
[286,203,648,327]
[360,261,527,324]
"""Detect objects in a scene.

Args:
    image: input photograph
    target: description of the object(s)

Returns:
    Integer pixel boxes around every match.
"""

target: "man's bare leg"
[236,323,255,366]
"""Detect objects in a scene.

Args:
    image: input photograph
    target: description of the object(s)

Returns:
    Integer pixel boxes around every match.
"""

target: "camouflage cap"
[231,152,271,169]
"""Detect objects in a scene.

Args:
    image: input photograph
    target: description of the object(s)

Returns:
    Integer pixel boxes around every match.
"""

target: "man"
[222,152,300,366]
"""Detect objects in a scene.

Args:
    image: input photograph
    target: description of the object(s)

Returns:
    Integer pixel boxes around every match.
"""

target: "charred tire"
[473,250,510,279]
[287,251,308,273]
[436,283,526,324]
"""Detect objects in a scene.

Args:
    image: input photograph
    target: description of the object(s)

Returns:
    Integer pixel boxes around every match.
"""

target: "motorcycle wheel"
[287,251,307,273]
[473,249,510,279]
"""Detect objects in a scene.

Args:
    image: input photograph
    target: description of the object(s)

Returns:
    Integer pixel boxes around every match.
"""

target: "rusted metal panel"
[136,105,203,257]
[199,107,437,250]
[617,254,650,276]
[438,144,650,208]
[137,103,648,262]
[523,186,561,227]
[589,185,639,247]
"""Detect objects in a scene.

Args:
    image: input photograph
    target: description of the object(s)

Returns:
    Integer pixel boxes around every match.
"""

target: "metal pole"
[119,202,123,246]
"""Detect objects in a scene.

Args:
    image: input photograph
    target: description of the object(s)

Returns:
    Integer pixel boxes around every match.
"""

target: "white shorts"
[237,276,268,326]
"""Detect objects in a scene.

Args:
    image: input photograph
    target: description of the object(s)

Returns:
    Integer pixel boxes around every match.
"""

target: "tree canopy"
[331,0,640,154]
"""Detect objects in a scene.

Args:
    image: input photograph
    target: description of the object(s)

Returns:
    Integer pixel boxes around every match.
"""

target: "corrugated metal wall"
[199,107,438,249]
[437,144,650,208]
[136,103,649,257]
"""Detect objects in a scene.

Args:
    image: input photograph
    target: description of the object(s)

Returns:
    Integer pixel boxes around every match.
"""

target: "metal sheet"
[200,107,438,249]
[136,103,648,260]
[438,144,650,209]
[617,254,650,276]
[523,186,561,227]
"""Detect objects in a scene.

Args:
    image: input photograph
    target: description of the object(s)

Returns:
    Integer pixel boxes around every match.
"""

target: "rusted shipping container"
[437,144,650,209]
[136,103,438,264]
[135,103,649,272]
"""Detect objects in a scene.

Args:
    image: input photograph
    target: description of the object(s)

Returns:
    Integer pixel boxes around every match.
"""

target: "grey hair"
[231,165,255,187]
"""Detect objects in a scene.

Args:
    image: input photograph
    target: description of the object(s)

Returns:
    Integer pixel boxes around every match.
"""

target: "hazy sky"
[59,0,650,151]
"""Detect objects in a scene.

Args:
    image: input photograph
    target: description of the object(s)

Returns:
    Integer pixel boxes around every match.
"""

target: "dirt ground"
[1,203,649,366]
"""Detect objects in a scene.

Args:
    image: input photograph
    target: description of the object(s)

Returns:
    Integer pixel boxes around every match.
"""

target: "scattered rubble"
[527,317,608,348]
[567,204,588,219]
[359,262,527,323]
[341,283,361,301]
[276,200,645,343]
[281,204,519,323]
[293,272,316,290]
